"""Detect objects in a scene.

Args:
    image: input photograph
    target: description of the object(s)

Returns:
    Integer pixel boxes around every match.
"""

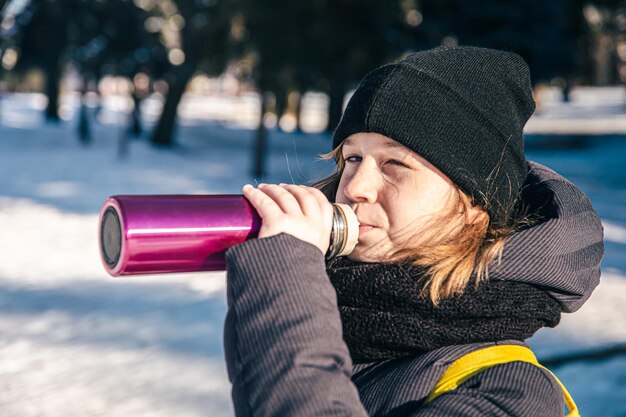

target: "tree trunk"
[150,65,194,147]
[294,91,303,133]
[45,65,61,122]
[129,90,142,137]
[275,89,286,131]
[78,76,91,144]
[327,78,345,133]
[78,101,91,144]
[253,93,268,178]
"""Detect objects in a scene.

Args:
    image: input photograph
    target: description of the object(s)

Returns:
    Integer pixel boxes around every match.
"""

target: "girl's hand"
[242,183,334,255]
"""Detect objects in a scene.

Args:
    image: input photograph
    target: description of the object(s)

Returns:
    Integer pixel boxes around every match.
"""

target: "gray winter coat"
[223,162,604,417]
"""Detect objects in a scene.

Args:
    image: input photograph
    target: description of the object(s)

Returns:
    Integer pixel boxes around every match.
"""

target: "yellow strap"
[424,345,579,417]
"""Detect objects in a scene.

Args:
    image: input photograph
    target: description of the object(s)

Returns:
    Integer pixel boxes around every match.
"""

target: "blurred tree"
[309,0,408,133]
[150,0,231,147]
[233,0,313,177]
[413,0,581,86]
[239,0,407,131]
[3,0,68,121]
[2,0,168,128]
[236,0,407,177]
[3,0,232,147]
[577,0,626,86]
[67,0,168,143]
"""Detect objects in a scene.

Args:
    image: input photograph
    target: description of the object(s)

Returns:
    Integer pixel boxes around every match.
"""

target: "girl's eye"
[387,159,407,168]
[345,155,362,163]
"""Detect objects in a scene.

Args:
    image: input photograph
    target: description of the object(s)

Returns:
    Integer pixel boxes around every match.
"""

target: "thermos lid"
[333,203,359,257]
[100,206,123,269]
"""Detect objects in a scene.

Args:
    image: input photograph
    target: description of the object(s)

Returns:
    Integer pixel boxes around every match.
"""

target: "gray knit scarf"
[326,258,561,363]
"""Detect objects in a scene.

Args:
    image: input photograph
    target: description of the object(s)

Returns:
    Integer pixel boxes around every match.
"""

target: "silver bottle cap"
[326,203,359,260]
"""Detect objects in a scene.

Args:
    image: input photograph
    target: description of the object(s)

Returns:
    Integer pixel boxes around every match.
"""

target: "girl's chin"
[346,247,385,263]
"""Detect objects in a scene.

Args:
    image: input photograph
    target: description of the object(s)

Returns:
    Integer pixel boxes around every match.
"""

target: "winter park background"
[3,0,626,415]
[1,87,626,417]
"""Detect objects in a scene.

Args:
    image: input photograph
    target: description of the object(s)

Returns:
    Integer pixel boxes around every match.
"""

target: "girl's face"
[335,132,476,262]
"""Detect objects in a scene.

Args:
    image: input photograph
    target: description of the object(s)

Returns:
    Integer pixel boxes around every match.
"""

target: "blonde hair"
[313,143,531,306]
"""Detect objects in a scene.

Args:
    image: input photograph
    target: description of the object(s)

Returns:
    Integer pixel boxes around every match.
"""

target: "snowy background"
[1,89,625,416]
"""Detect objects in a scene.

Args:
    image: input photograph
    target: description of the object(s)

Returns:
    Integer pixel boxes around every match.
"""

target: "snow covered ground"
[0,89,625,416]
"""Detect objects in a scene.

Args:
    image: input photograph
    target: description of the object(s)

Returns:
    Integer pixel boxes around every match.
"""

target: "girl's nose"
[342,159,379,204]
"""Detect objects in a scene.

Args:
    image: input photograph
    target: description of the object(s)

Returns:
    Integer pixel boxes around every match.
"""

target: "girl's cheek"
[337,170,355,190]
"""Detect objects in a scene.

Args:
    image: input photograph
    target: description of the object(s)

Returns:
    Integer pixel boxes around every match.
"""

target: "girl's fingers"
[257,183,302,214]
[243,183,332,221]
[304,186,334,214]
[243,183,333,251]
[297,185,335,223]
[242,184,283,220]
[278,184,321,216]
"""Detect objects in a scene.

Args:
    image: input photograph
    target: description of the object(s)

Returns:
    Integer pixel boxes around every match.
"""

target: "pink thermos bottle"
[98,195,359,277]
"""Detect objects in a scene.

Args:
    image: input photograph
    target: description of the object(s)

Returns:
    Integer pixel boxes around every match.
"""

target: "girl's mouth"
[358,225,375,235]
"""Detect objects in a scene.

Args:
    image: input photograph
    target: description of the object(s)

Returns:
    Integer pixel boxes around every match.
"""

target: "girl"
[223,46,604,416]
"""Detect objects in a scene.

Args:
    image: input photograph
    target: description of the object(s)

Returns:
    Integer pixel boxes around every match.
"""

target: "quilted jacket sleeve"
[223,233,368,417]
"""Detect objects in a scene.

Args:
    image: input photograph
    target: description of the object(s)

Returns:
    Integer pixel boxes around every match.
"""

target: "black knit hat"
[332,46,536,226]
